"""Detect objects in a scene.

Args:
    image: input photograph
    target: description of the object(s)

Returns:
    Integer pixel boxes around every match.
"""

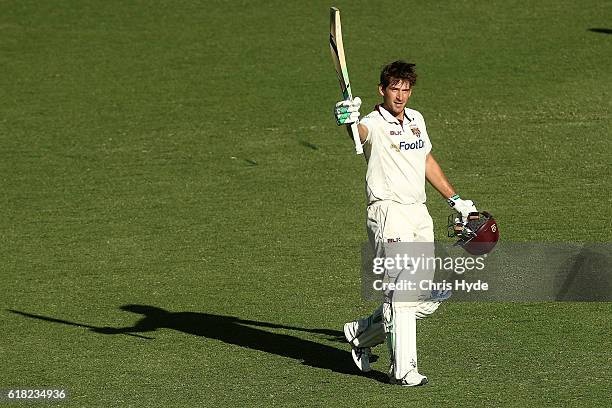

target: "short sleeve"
[360,115,374,146]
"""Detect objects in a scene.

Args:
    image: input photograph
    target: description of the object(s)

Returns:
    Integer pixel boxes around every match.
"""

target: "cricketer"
[334,61,477,386]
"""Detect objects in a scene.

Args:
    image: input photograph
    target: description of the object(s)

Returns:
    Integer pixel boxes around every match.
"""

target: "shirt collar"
[375,104,413,125]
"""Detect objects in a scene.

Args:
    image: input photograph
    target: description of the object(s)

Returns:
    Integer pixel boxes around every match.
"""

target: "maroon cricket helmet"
[448,211,500,255]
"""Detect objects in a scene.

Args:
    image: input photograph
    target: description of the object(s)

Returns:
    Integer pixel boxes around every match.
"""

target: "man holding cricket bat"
[334,61,477,386]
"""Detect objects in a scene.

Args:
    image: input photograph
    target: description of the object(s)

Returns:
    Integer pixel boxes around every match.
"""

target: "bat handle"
[350,123,363,154]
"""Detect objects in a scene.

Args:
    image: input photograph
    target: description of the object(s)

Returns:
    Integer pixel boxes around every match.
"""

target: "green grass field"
[1,1,611,406]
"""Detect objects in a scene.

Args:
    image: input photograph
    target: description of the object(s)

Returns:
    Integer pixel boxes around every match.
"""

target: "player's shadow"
[8,306,386,382]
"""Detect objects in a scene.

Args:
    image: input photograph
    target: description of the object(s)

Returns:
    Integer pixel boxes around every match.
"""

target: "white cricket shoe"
[390,370,429,387]
[344,321,371,372]
[350,346,371,372]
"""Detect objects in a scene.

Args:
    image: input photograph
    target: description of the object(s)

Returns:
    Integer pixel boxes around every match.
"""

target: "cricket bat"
[329,7,363,155]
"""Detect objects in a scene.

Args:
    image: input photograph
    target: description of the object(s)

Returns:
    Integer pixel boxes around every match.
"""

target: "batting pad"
[387,303,418,380]
[352,304,386,348]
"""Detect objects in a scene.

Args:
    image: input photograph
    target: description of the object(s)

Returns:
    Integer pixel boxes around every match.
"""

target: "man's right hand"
[334,97,361,126]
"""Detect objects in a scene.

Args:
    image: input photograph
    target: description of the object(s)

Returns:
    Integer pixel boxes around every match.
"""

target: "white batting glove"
[334,97,361,126]
[448,194,478,220]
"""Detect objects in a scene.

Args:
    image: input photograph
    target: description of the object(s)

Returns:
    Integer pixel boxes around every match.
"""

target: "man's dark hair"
[379,60,417,89]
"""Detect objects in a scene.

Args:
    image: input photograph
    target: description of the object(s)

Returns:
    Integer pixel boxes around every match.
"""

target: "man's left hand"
[448,194,477,219]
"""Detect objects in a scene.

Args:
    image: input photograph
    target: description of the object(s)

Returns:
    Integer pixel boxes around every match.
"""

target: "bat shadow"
[588,28,612,34]
[8,306,387,382]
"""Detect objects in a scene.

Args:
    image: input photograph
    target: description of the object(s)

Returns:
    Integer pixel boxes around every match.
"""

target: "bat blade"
[329,7,363,155]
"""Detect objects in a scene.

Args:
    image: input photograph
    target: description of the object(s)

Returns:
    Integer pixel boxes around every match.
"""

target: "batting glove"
[334,97,361,126]
[448,194,478,220]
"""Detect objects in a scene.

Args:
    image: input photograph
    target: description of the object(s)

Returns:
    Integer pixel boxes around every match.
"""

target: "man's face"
[379,79,412,118]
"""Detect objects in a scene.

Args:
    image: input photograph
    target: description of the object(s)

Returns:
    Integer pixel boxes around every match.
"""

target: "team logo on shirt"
[391,140,425,151]
[409,124,421,138]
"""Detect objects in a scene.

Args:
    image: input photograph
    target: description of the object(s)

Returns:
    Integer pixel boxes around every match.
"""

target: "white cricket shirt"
[360,104,432,205]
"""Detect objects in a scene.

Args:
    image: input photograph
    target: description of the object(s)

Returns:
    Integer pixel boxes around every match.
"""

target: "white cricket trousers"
[365,200,434,380]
